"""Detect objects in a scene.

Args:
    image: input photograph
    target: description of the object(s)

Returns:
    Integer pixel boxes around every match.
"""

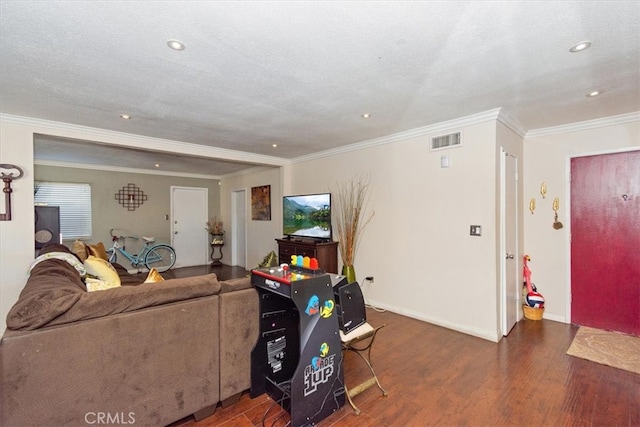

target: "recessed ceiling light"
[272,144,278,148]
[362,113,371,119]
[167,40,185,51]
[586,90,602,97]
[155,164,160,168]
[570,41,591,52]
[120,114,131,120]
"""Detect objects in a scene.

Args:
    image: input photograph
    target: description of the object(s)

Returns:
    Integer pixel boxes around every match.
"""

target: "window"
[34,182,92,240]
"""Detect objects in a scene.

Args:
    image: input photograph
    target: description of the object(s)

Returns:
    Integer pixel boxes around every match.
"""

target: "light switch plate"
[470,225,482,236]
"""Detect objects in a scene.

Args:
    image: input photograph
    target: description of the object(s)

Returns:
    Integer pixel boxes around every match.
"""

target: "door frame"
[500,147,520,336]
[564,146,640,324]
[231,188,247,268]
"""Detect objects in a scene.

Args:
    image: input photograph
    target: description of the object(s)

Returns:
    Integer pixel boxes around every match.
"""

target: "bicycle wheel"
[144,244,176,273]
[107,249,117,264]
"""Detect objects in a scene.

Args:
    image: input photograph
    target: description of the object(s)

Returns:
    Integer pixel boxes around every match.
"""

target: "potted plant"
[333,175,374,283]
[206,217,224,244]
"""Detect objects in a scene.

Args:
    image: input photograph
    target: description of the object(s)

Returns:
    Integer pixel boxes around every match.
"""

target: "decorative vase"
[342,265,356,284]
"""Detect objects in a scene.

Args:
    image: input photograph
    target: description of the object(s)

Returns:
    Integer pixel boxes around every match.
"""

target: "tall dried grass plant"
[333,175,374,268]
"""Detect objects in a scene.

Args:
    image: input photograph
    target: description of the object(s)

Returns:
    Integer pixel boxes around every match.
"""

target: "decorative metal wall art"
[0,164,24,221]
[115,183,148,211]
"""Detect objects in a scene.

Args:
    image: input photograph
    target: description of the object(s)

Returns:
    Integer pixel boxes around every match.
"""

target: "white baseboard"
[365,299,501,343]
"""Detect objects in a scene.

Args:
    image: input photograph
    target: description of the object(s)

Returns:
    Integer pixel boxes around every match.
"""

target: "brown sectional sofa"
[0,244,258,427]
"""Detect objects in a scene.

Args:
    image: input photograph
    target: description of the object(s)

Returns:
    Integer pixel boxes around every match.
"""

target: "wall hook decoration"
[529,198,536,214]
[552,197,563,229]
[540,182,547,200]
[0,164,24,221]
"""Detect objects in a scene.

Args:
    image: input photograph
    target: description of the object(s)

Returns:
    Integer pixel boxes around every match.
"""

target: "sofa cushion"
[87,241,109,261]
[7,270,222,330]
[84,255,121,290]
[7,256,87,330]
[219,286,258,401]
[72,240,89,262]
[72,240,110,262]
[40,275,222,329]
[219,276,252,294]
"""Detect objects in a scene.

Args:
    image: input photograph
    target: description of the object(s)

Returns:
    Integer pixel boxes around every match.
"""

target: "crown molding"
[525,111,640,138]
[219,165,279,180]
[34,160,222,180]
[1,113,289,167]
[291,108,505,163]
[496,109,526,138]
[35,159,277,180]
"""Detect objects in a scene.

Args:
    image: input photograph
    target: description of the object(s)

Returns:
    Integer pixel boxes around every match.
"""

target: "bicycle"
[107,228,176,273]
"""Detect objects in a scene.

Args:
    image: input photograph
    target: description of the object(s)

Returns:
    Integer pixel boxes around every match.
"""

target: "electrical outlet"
[365,276,374,283]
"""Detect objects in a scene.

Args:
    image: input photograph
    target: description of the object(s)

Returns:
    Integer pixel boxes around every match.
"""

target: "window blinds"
[34,182,92,240]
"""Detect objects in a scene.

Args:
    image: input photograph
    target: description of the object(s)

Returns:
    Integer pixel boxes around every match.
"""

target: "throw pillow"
[87,242,109,261]
[143,268,165,283]
[84,255,121,289]
[71,240,89,262]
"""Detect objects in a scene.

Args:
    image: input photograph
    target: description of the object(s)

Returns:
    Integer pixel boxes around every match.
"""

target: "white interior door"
[501,149,520,336]
[232,189,247,268]
[171,186,208,268]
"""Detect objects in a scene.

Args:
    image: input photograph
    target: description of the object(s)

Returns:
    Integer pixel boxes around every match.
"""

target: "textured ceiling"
[1,1,639,175]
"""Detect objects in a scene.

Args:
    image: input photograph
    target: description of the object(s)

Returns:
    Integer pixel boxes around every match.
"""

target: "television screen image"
[283,193,331,240]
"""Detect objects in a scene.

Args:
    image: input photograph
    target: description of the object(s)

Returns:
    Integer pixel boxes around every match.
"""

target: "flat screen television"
[283,193,332,241]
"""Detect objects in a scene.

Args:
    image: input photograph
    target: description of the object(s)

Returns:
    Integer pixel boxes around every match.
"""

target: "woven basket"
[522,305,544,321]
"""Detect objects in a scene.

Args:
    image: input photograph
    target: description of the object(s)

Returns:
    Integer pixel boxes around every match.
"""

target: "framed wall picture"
[251,185,271,220]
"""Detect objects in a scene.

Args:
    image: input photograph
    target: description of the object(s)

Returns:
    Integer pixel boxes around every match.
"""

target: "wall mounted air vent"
[430,131,462,151]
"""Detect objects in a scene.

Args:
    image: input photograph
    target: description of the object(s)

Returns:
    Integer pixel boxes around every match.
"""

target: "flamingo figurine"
[523,254,544,308]
[523,254,534,293]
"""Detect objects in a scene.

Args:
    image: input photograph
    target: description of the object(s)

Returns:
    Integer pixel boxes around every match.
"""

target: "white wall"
[523,113,640,323]
[288,114,509,341]
[0,122,35,333]
[220,167,282,269]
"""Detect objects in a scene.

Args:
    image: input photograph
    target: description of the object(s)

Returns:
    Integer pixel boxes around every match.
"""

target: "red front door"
[571,150,640,336]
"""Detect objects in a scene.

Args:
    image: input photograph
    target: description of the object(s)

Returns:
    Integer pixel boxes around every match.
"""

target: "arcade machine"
[250,256,345,427]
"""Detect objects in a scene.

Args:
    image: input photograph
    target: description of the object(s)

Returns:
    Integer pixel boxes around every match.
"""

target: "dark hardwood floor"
[123,263,251,282]
[160,263,251,281]
[169,265,639,427]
